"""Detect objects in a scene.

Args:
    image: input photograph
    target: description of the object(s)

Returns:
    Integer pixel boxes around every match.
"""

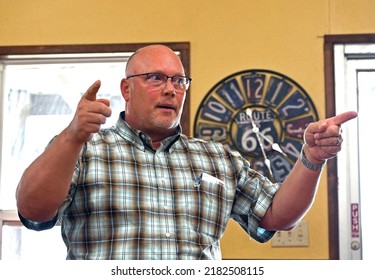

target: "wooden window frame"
[0,42,191,135]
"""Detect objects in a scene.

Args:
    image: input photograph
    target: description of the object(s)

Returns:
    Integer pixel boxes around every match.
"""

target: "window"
[1,55,129,210]
[0,43,191,259]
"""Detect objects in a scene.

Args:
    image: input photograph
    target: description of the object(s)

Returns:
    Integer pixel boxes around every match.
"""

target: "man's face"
[121,46,187,139]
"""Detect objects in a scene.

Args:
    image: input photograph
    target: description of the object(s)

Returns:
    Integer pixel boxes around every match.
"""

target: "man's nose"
[163,78,176,95]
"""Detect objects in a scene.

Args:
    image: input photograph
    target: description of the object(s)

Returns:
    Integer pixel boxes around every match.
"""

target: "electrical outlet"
[271,220,309,247]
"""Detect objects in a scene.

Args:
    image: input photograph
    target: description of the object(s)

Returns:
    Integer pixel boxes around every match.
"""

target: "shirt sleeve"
[18,211,58,231]
[230,155,280,243]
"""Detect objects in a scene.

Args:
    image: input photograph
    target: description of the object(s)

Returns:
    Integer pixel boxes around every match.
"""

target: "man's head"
[120,45,189,141]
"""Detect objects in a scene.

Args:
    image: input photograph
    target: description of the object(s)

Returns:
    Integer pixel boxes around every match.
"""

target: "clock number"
[241,73,265,103]
[252,159,268,176]
[216,79,245,109]
[255,126,274,150]
[236,126,274,155]
[201,96,233,123]
[278,90,311,119]
[264,77,292,107]
[280,139,303,162]
[270,154,293,182]
[197,124,227,142]
[239,129,258,153]
[285,116,314,139]
[269,81,283,104]
[281,98,305,118]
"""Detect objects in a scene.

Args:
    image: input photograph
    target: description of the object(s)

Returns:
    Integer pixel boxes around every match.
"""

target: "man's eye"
[173,77,184,84]
[148,73,164,81]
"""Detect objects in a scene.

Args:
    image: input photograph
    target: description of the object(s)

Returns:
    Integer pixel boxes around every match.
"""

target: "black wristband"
[300,147,326,171]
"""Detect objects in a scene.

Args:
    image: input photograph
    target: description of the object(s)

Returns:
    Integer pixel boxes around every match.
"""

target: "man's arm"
[16,80,111,222]
[260,111,358,231]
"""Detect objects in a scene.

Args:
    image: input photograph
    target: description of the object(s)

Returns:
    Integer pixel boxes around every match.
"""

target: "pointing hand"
[303,111,358,162]
[68,80,112,143]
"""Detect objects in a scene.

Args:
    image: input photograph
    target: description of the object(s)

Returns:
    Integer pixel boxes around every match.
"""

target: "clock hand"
[246,108,273,177]
[271,143,287,157]
[256,132,288,157]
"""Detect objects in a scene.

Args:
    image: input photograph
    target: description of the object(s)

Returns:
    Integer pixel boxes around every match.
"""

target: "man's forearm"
[16,128,83,222]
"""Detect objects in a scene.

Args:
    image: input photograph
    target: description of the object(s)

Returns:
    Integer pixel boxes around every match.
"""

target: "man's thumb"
[97,98,110,107]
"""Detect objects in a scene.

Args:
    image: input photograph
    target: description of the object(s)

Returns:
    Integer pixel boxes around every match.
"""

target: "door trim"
[324,34,375,259]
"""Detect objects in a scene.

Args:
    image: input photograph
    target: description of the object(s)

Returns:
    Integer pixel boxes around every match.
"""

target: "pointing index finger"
[83,80,101,101]
[326,111,358,126]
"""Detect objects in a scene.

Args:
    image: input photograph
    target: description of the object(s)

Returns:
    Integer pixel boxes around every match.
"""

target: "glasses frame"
[126,72,192,91]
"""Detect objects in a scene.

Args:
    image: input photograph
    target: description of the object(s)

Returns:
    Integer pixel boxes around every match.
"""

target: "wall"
[1,0,375,259]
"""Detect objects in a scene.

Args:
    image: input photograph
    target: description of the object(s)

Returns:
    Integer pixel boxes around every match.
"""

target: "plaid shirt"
[20,112,279,260]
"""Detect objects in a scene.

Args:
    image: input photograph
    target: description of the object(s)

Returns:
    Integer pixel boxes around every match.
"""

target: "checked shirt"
[19,112,279,260]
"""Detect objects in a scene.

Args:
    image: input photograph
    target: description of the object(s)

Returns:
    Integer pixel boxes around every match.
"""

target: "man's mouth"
[157,103,176,111]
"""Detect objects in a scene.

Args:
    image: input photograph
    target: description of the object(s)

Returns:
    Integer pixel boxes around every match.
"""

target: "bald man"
[16,44,357,260]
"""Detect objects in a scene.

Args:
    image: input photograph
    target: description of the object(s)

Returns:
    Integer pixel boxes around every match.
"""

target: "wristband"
[300,147,326,171]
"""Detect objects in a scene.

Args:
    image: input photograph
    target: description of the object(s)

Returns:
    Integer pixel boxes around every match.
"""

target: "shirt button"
[163,205,168,210]
[165,232,171,238]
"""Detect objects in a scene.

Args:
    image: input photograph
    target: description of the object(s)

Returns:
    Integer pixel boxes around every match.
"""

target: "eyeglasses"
[126,72,192,91]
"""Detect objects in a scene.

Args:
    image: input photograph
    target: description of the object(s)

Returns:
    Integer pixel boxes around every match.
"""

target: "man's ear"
[120,78,130,101]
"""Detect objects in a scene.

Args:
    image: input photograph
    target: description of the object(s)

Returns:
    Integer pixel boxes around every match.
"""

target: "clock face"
[193,69,319,183]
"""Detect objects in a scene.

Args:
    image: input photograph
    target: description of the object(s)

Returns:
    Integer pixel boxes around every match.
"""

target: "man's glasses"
[126,72,192,91]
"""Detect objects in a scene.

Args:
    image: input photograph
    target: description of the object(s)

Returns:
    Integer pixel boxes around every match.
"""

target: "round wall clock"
[193,69,319,183]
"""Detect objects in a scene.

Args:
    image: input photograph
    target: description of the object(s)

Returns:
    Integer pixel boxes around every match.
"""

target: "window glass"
[2,224,66,260]
[0,59,126,210]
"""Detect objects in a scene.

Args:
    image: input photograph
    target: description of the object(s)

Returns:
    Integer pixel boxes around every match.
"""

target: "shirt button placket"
[156,151,176,259]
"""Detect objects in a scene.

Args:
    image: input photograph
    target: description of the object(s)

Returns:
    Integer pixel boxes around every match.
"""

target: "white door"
[335,44,375,260]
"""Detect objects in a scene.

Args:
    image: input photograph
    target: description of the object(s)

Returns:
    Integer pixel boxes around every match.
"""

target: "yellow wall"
[1,0,375,259]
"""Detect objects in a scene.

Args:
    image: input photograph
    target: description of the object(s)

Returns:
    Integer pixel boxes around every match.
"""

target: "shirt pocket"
[187,173,231,239]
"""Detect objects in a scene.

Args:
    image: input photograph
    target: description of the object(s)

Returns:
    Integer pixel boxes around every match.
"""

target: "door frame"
[324,33,375,259]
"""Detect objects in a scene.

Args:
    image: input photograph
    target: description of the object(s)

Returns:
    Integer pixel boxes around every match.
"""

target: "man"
[16,44,358,259]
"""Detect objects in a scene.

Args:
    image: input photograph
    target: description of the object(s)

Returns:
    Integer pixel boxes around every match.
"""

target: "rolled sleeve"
[18,211,58,231]
[231,166,280,243]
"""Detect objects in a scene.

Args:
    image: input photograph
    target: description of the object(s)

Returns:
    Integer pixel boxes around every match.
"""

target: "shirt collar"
[115,111,181,152]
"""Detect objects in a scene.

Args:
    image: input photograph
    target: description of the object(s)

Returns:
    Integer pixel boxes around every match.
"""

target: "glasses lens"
[172,76,190,90]
[146,73,167,84]
[143,73,190,91]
